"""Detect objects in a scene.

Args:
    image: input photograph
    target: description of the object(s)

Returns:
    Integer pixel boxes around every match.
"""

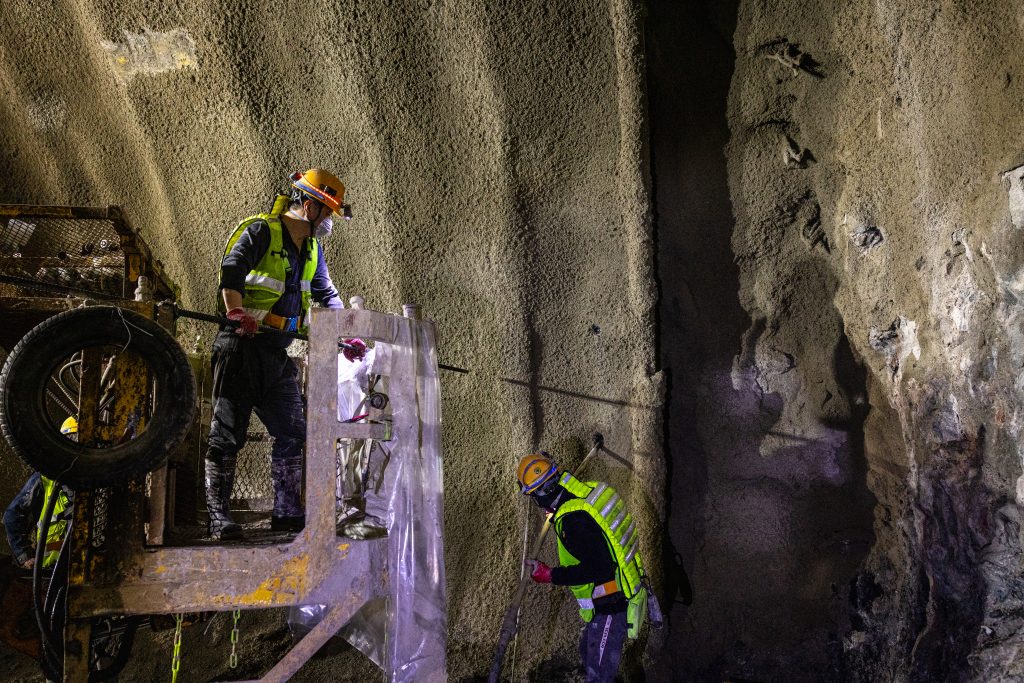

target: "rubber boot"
[205,458,243,541]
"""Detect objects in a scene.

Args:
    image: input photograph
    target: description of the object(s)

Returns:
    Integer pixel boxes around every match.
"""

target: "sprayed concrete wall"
[0,1,662,681]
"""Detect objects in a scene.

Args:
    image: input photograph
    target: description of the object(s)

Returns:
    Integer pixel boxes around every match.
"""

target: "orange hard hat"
[517,452,558,494]
[290,169,346,216]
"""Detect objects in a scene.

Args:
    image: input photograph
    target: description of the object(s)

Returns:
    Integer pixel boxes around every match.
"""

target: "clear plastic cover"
[289,314,447,682]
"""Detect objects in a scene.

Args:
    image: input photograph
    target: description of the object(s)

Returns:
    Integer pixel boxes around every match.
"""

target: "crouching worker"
[3,417,77,570]
[518,451,659,683]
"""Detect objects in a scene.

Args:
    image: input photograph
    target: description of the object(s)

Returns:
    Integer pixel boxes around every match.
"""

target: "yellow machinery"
[0,205,448,682]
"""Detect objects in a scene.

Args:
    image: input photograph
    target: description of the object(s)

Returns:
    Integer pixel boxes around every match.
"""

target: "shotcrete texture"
[0,1,661,681]
[652,0,1024,681]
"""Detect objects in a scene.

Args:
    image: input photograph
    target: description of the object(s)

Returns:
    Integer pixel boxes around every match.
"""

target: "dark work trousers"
[206,330,305,518]
[579,610,628,683]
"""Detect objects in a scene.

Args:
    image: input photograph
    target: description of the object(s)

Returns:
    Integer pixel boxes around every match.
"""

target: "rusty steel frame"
[0,204,180,681]
[0,204,178,302]
[67,306,433,682]
[2,206,443,680]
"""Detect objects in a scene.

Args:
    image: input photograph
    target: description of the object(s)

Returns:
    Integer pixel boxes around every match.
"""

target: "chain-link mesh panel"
[189,353,274,516]
[233,419,273,511]
[0,215,126,298]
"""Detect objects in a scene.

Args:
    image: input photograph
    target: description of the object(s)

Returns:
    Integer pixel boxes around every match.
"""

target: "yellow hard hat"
[517,452,558,494]
[60,416,78,435]
[290,169,347,216]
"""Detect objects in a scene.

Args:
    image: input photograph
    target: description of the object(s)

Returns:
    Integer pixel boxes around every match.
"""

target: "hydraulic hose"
[32,487,64,676]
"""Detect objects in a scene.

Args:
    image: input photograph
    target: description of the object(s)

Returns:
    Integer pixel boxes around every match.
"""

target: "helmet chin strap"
[284,206,308,223]
[286,202,332,238]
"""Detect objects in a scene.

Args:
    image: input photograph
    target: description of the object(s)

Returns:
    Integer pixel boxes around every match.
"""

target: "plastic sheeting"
[289,311,447,682]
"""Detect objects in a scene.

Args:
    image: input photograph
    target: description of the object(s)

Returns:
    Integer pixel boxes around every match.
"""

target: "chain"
[171,613,184,682]
[229,609,241,668]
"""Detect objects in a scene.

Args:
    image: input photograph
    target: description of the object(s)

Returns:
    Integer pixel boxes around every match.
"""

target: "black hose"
[32,488,64,675]
[43,521,72,627]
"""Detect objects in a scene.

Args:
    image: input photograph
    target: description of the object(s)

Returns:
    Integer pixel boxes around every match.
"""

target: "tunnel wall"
[0,1,662,680]
[651,0,1024,680]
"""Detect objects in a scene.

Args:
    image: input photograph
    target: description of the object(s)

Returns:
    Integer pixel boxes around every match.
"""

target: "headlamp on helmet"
[289,169,352,220]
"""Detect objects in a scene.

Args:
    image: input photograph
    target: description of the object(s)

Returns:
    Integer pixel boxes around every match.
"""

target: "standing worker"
[3,417,77,569]
[518,451,655,683]
[205,169,365,540]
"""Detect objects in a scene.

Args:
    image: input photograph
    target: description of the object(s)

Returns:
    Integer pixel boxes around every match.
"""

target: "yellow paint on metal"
[233,554,311,606]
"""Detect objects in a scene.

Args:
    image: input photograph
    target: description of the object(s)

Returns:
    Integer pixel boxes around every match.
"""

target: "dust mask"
[314,215,333,239]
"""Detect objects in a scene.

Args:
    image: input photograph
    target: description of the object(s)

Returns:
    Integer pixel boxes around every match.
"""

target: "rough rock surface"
[0,1,661,681]
[652,0,1024,680]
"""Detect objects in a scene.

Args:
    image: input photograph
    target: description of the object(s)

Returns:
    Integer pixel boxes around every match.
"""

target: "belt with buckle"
[262,313,299,332]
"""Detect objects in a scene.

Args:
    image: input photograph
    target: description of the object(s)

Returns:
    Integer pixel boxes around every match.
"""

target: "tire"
[0,306,196,489]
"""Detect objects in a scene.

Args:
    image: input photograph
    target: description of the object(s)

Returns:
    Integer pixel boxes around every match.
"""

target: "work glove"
[343,338,367,363]
[525,559,552,584]
[226,307,258,337]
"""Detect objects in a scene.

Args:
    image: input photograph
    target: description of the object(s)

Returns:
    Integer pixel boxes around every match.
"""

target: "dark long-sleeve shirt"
[3,473,43,565]
[220,218,343,348]
[551,510,628,614]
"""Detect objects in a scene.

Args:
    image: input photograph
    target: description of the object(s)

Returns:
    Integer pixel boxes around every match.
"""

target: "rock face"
[652,0,1024,680]
[0,1,661,681]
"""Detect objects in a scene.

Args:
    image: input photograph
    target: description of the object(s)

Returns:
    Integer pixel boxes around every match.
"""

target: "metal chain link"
[171,613,184,683]
[229,609,241,669]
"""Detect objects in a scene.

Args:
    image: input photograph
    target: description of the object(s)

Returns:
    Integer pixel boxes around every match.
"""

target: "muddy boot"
[205,459,242,541]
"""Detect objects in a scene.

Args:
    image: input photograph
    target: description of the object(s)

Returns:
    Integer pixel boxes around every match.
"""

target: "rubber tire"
[0,306,197,489]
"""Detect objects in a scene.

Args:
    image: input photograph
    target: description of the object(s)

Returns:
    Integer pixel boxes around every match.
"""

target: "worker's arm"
[550,511,617,587]
[221,288,244,312]
[310,248,343,309]
[3,473,44,567]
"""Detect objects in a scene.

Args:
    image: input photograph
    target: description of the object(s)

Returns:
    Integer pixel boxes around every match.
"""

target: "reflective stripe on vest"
[38,477,70,568]
[553,474,644,622]
[220,214,320,333]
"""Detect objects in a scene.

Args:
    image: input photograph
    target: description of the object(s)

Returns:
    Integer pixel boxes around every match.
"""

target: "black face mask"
[530,482,565,511]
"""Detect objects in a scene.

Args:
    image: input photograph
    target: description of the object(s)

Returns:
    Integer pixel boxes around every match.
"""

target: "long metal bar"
[168,303,471,373]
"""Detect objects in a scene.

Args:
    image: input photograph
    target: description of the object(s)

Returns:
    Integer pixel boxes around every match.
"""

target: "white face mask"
[314,215,333,239]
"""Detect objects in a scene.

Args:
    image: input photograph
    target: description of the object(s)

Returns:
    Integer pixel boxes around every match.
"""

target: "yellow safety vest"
[219,211,320,333]
[38,477,70,568]
[553,473,646,626]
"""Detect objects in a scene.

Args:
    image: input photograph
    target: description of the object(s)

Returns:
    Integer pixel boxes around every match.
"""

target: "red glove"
[343,338,367,363]
[525,559,552,584]
[226,307,258,337]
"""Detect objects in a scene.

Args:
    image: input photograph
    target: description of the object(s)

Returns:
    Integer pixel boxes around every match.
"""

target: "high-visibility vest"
[219,213,320,333]
[37,477,70,568]
[552,473,645,623]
